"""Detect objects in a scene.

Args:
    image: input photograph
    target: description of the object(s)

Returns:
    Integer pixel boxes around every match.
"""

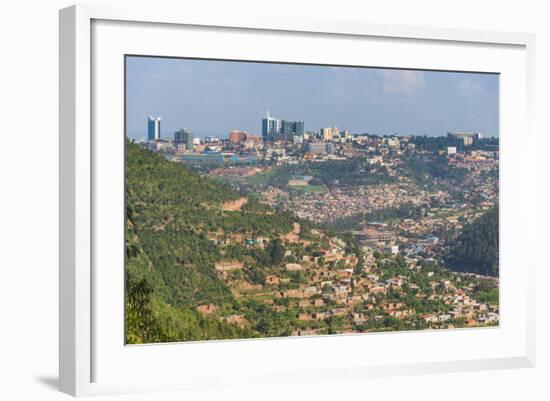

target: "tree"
[354,254,365,276]
[267,238,285,265]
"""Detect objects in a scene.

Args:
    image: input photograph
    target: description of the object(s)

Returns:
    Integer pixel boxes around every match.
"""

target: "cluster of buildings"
[145,112,405,160]
[200,225,499,334]
[261,110,304,141]
[143,115,498,257]
[147,116,197,154]
[228,129,263,148]
[261,111,365,156]
[144,114,492,163]
[143,111,497,241]
[276,183,429,225]
[145,115,263,159]
[141,112,499,336]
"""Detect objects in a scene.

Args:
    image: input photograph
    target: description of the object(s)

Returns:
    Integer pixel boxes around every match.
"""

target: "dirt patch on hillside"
[222,197,248,211]
[282,222,301,243]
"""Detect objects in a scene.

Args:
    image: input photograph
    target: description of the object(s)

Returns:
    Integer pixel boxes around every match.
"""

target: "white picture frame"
[59,4,536,397]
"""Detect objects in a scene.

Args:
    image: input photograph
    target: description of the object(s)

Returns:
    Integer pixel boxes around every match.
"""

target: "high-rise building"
[262,111,304,141]
[280,120,294,137]
[320,126,341,142]
[148,116,161,141]
[262,111,281,139]
[295,121,305,136]
[280,120,304,139]
[320,127,333,142]
[174,128,193,151]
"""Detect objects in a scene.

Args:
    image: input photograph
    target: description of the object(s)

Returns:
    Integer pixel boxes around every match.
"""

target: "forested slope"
[125,140,295,343]
[445,206,499,277]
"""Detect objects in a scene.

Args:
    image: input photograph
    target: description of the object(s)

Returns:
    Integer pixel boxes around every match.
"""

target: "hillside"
[125,141,499,343]
[125,209,256,343]
[125,141,297,343]
[445,206,499,276]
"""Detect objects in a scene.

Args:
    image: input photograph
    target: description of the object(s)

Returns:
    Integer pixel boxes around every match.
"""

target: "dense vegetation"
[125,141,296,343]
[307,159,397,188]
[125,221,256,343]
[445,206,499,276]
[397,154,468,189]
[239,159,397,191]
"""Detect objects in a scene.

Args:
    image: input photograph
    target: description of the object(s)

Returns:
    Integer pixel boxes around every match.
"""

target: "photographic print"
[124,56,499,344]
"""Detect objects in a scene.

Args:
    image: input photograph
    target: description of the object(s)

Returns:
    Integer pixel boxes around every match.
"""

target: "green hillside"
[125,140,296,343]
[125,211,256,343]
[445,206,499,276]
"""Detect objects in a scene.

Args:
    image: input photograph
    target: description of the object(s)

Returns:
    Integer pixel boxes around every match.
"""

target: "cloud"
[324,67,378,99]
[458,79,484,96]
[378,70,425,95]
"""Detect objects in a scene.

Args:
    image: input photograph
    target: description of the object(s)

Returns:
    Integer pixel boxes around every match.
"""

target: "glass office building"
[174,128,194,151]
[261,111,281,139]
[147,116,161,141]
[262,111,304,140]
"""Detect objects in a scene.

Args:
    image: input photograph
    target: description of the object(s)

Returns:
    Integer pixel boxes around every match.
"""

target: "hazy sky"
[126,56,499,140]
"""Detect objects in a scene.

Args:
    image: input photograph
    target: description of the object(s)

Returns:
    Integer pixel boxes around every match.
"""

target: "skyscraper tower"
[147,116,161,141]
[174,128,194,151]
[261,110,280,139]
[281,119,305,140]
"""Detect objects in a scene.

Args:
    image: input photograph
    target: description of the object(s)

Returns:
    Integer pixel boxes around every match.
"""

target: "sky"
[126,56,499,140]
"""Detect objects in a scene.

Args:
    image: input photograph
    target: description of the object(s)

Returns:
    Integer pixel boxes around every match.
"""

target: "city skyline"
[126,56,500,344]
[126,56,499,140]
